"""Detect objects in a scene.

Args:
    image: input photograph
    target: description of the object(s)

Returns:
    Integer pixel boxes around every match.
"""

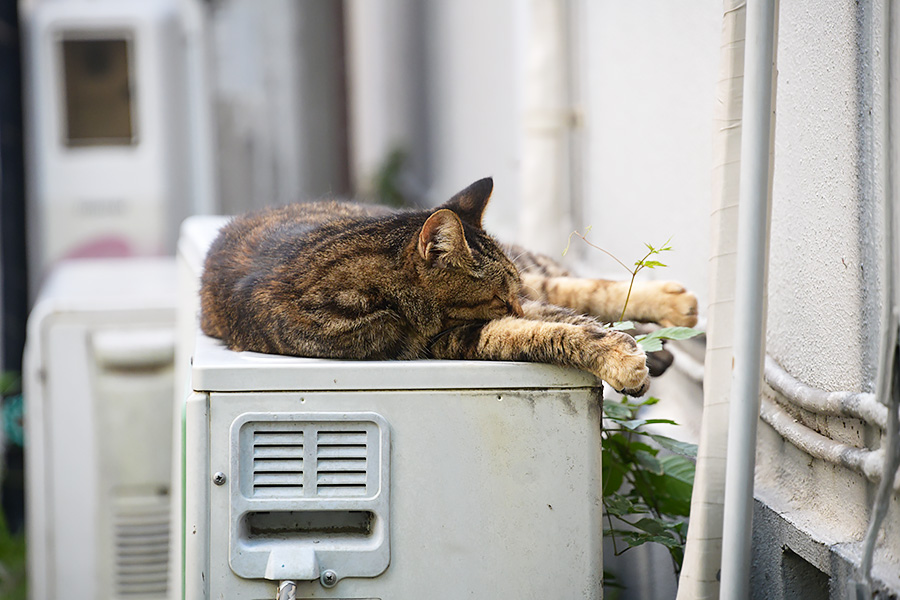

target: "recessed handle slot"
[245,510,375,542]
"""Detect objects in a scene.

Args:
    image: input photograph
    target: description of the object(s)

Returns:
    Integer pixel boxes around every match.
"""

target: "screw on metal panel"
[320,570,338,588]
[212,472,226,486]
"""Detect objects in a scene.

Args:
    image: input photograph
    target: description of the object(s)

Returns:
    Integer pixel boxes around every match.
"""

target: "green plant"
[372,147,410,208]
[0,510,26,600]
[0,372,25,600]
[602,395,696,575]
[564,231,674,322]
[564,231,701,582]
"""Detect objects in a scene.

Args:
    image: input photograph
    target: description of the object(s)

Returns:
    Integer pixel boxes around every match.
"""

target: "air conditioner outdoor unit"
[21,0,214,296]
[24,258,177,600]
[177,217,606,599]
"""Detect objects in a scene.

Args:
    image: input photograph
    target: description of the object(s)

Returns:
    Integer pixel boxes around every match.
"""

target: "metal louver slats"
[252,430,304,497]
[113,497,170,597]
[316,431,368,497]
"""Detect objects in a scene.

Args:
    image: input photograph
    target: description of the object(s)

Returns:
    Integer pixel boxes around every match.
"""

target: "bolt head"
[213,472,226,486]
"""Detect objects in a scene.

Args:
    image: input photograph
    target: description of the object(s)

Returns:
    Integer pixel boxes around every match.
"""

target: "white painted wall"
[345,0,523,241]
[420,0,523,241]
[578,2,721,312]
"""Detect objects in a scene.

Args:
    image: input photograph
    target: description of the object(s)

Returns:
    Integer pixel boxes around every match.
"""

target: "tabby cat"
[200,178,697,396]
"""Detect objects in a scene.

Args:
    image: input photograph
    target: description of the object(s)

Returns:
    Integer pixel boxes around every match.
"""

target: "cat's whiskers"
[507,248,532,264]
[520,282,542,298]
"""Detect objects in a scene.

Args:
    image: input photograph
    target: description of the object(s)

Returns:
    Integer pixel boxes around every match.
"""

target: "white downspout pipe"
[719,0,779,597]
[676,3,746,597]
[520,0,576,258]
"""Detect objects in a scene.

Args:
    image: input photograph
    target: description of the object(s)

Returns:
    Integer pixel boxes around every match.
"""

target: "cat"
[200,178,698,396]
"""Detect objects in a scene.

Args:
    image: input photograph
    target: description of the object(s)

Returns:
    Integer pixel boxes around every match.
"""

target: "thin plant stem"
[618,246,655,323]
[566,230,634,273]
[604,502,620,556]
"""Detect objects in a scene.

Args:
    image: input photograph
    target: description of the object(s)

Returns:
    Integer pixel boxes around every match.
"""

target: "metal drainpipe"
[719,0,779,597]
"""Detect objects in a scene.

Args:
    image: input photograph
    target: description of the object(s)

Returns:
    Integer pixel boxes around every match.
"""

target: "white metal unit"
[21,0,214,296]
[177,217,606,599]
[24,258,177,600]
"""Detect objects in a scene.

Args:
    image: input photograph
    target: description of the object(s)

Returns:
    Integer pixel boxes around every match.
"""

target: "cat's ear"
[440,177,493,228]
[418,209,472,266]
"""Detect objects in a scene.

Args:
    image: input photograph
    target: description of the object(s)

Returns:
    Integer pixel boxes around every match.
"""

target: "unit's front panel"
[191,387,603,600]
[26,310,175,600]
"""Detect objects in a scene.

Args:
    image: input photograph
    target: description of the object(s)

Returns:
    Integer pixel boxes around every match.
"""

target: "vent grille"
[252,430,304,497]
[316,431,368,497]
[113,497,170,598]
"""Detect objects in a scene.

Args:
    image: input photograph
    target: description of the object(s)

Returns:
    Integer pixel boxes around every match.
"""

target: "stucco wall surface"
[756,0,899,595]
[766,0,883,394]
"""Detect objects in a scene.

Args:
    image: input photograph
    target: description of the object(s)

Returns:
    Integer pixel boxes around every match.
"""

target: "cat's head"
[416,178,524,324]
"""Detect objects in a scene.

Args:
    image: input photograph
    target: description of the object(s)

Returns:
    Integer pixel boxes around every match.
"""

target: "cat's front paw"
[649,281,698,328]
[591,330,650,397]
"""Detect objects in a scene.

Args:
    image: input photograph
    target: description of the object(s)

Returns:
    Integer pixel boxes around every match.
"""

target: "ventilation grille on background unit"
[245,420,376,499]
[113,495,170,598]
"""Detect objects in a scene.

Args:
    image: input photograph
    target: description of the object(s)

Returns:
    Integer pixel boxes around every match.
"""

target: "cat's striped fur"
[200,178,697,396]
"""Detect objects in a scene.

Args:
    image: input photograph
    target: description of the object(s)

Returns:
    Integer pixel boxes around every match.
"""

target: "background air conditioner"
[24,258,177,600]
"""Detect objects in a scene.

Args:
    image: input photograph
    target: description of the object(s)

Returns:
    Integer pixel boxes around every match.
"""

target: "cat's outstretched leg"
[519,300,673,376]
[519,275,698,328]
[428,317,650,396]
[505,243,698,327]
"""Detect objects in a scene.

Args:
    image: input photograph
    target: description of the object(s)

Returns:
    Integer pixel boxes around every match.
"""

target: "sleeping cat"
[200,178,697,396]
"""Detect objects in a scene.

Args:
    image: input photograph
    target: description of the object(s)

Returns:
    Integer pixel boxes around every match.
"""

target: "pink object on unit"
[65,236,134,259]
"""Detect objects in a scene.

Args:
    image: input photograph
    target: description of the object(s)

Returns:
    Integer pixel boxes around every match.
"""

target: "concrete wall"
[767,0,883,393]
[753,0,900,596]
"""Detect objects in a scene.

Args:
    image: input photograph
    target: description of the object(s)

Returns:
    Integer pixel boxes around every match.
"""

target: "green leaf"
[602,433,633,460]
[618,418,647,431]
[632,517,671,536]
[603,400,635,421]
[648,237,674,253]
[636,326,702,353]
[648,327,704,342]
[628,441,659,455]
[609,321,636,331]
[0,372,21,396]
[619,418,679,432]
[643,459,695,517]
[650,434,698,457]
[602,455,627,496]
[618,530,682,551]
[634,450,664,475]
[636,260,668,269]
[603,570,626,589]
[660,455,696,486]
[635,335,664,353]
[604,494,637,517]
